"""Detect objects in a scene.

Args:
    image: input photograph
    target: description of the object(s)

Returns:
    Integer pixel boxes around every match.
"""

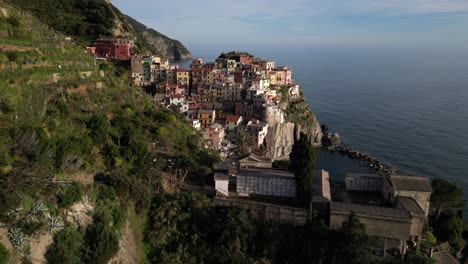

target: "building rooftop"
[210,123,223,129]
[226,115,242,122]
[390,175,432,193]
[237,168,296,198]
[346,173,381,180]
[331,201,411,220]
[315,170,331,201]
[397,197,425,216]
[214,173,229,181]
[198,109,216,115]
[238,168,294,180]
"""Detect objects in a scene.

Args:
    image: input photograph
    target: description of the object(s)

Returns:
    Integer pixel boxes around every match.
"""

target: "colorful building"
[198,109,216,128]
[94,39,134,60]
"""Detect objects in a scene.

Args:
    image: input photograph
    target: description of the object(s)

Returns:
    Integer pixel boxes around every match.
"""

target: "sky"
[112,0,468,50]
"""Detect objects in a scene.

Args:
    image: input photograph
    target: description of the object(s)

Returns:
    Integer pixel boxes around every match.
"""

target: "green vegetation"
[45,228,85,264]
[0,7,199,261]
[10,0,116,44]
[7,0,191,58]
[2,4,468,263]
[0,244,9,264]
[57,183,83,208]
[430,178,465,220]
[290,133,317,198]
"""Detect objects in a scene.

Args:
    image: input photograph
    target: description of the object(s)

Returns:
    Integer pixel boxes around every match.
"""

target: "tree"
[85,210,120,264]
[403,252,434,264]
[336,214,372,264]
[45,228,84,264]
[434,212,465,251]
[430,178,464,220]
[234,134,250,157]
[0,243,9,264]
[289,133,317,198]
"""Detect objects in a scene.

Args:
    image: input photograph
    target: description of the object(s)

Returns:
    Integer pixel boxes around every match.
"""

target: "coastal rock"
[265,115,323,161]
[265,122,296,161]
[323,132,341,147]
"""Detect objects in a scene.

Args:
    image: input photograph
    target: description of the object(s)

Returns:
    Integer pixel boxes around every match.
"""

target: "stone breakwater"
[330,145,397,175]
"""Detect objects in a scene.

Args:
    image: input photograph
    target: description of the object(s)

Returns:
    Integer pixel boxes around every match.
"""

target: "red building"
[94,39,135,60]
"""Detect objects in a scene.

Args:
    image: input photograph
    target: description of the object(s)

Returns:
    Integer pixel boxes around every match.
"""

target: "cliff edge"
[264,93,323,160]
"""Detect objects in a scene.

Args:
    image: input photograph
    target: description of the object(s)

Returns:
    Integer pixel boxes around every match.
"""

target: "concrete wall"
[215,197,308,226]
[215,180,229,196]
[330,212,412,240]
[345,175,382,192]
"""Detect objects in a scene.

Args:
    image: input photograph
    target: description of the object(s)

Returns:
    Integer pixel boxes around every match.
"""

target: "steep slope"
[124,15,192,60]
[6,0,192,60]
[0,2,207,262]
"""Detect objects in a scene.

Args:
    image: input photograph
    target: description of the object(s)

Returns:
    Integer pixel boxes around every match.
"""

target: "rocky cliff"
[265,95,323,160]
[123,15,191,61]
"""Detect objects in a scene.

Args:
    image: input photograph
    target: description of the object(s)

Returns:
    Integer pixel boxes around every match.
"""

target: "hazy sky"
[112,0,468,49]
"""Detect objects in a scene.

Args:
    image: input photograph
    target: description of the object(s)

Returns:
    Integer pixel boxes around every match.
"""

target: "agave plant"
[28,201,48,220]
[46,216,63,235]
[7,227,28,250]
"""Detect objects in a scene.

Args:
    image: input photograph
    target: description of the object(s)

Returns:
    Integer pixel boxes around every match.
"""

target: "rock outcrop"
[124,15,192,60]
[265,96,323,160]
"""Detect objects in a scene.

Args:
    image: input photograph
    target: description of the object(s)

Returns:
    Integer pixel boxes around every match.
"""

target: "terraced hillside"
[0,2,213,263]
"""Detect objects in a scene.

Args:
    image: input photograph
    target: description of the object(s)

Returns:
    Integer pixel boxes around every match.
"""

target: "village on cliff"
[87,39,434,258]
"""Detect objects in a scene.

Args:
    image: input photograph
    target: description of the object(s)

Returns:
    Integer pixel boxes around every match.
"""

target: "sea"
[179,45,468,213]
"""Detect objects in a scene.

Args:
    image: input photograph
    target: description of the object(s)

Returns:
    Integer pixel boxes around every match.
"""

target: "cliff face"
[264,96,323,161]
[124,15,192,60]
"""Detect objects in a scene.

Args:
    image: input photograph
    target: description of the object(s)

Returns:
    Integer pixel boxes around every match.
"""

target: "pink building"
[205,123,225,150]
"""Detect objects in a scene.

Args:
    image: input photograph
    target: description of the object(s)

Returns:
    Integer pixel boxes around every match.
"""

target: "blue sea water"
[180,46,468,209]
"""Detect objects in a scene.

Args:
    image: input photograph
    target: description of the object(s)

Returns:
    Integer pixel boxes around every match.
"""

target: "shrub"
[6,52,18,62]
[6,16,21,27]
[45,227,84,264]
[85,211,120,264]
[0,243,9,264]
[57,183,83,208]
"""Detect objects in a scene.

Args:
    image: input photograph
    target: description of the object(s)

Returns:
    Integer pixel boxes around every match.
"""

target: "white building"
[166,94,189,113]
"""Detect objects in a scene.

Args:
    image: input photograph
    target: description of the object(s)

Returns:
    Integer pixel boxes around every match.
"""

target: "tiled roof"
[397,197,425,216]
[226,115,242,122]
[390,175,432,192]
[198,109,215,115]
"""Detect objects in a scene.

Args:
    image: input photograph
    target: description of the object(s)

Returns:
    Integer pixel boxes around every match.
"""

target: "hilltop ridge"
[4,0,192,60]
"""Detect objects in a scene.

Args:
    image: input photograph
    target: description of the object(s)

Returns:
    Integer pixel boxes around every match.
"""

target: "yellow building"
[176,69,190,87]
[198,109,216,128]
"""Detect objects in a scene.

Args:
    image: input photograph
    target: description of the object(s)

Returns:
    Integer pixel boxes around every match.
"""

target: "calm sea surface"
[180,46,468,210]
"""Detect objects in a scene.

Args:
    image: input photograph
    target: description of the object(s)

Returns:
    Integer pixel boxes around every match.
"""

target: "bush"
[57,183,83,208]
[85,211,120,264]
[6,16,21,27]
[45,228,84,264]
[0,243,9,264]
[6,52,18,62]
